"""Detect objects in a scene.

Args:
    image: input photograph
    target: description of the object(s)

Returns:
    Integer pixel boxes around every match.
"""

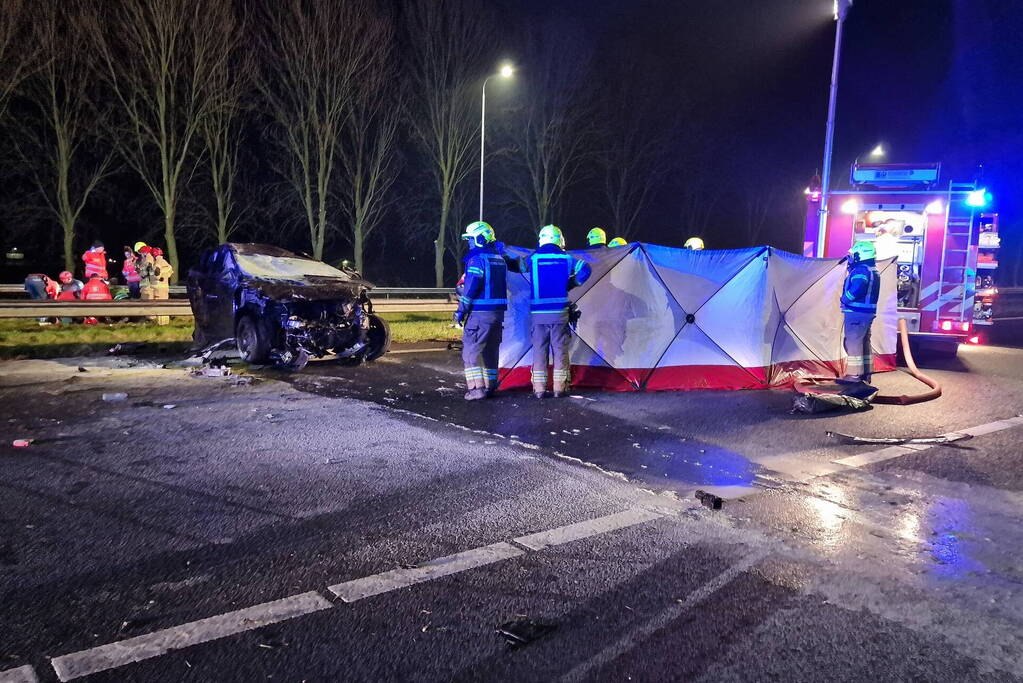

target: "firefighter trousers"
[461,312,504,391]
[531,319,572,393]
[842,311,874,381]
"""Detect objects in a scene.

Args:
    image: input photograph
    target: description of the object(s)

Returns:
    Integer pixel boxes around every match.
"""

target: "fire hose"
[794,318,942,406]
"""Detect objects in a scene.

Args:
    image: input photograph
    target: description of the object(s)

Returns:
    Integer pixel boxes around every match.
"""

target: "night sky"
[3,0,1021,285]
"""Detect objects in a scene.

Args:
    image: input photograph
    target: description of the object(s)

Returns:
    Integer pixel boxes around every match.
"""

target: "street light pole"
[817,0,852,257]
[479,64,513,222]
[479,75,491,221]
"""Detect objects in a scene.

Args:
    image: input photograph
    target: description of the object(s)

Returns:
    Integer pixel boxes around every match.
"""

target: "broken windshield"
[235,253,351,281]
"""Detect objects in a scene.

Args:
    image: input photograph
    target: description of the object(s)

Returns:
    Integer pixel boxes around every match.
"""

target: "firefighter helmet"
[133,241,147,253]
[538,224,565,248]
[849,240,876,262]
[608,237,627,247]
[683,236,705,250]
[461,221,496,247]
[586,227,607,246]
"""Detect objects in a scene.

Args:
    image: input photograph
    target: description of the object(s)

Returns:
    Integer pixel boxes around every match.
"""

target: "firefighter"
[585,227,607,249]
[524,225,591,398]
[683,236,705,250]
[82,241,110,281]
[608,237,627,247]
[151,247,174,326]
[137,246,156,300]
[839,240,880,384]
[454,222,508,400]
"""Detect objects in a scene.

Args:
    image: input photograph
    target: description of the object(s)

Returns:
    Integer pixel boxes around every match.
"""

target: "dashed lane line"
[328,541,525,602]
[560,548,770,682]
[42,507,668,681]
[514,507,664,551]
[831,415,1023,469]
[0,665,39,683]
[49,592,332,682]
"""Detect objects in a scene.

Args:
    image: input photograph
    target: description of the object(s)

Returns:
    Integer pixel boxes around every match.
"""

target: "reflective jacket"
[524,243,591,315]
[841,260,879,315]
[82,248,108,280]
[458,243,509,315]
[56,280,83,300]
[82,277,112,301]
[122,255,141,283]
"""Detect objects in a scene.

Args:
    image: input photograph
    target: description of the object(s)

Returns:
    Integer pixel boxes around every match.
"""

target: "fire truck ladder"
[934,181,978,323]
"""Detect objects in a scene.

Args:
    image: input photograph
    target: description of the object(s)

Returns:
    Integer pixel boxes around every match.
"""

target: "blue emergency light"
[966,189,992,208]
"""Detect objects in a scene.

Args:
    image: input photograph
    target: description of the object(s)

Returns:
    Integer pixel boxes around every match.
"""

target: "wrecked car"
[187,243,389,371]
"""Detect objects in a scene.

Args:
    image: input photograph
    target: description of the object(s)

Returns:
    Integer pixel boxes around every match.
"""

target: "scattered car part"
[102,393,128,402]
[695,490,723,510]
[12,439,33,447]
[826,431,973,446]
[496,619,557,648]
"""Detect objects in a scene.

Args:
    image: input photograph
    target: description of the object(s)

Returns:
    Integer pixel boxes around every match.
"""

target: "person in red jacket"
[82,273,112,300]
[121,245,142,299]
[82,241,109,281]
[56,271,83,300]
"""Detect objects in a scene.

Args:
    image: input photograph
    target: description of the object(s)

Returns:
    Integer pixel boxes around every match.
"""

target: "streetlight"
[869,143,885,158]
[816,0,853,257]
[479,63,514,220]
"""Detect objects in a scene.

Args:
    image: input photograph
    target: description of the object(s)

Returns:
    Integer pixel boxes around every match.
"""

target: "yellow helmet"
[461,221,496,247]
[608,237,627,247]
[684,236,705,250]
[133,241,147,253]
[849,240,876,262]
[586,227,607,246]
[538,224,565,248]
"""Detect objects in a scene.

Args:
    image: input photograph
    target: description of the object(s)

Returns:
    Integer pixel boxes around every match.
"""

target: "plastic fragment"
[695,489,723,510]
[12,439,33,447]
[102,392,128,402]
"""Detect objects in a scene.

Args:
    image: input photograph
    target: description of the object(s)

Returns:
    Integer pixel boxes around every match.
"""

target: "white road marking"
[49,592,332,682]
[0,665,39,683]
[560,549,769,682]
[513,507,664,551]
[328,542,524,602]
[832,416,1023,469]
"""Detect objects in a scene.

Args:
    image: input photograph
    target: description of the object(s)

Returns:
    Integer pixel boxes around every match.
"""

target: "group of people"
[454,221,880,399]
[23,241,175,325]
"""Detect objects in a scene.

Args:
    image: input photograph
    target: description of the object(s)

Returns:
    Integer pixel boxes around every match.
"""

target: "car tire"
[236,313,270,364]
[364,313,391,362]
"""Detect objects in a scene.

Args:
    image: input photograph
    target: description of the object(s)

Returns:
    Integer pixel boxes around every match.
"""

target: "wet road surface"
[1,345,1022,681]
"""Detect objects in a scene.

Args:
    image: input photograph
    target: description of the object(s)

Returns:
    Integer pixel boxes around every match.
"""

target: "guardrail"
[1,284,454,299]
[0,298,455,318]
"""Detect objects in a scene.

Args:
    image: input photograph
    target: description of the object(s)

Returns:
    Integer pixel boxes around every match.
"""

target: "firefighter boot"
[464,378,487,401]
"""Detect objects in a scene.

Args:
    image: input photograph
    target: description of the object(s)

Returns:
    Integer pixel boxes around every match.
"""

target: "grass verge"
[0,312,460,360]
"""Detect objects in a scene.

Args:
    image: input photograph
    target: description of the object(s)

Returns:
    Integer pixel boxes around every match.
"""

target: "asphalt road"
[2,344,1023,682]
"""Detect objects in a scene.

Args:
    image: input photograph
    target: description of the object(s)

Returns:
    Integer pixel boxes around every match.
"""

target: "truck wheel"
[364,314,391,362]
[235,313,270,364]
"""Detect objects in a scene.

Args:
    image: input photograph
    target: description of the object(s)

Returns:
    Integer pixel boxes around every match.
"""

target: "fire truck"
[803,162,998,355]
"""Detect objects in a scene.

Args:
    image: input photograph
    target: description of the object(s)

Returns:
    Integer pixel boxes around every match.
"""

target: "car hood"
[247,276,372,302]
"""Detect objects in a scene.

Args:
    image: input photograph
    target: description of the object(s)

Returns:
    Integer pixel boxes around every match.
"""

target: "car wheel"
[364,313,391,362]
[235,313,270,364]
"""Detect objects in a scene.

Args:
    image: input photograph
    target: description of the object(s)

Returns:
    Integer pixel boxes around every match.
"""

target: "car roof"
[227,243,312,259]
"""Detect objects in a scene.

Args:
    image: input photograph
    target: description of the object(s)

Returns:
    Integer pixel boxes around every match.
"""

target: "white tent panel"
[643,245,763,314]
[694,254,772,370]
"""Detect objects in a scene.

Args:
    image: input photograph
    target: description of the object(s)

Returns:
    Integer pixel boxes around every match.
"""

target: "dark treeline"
[0,0,888,286]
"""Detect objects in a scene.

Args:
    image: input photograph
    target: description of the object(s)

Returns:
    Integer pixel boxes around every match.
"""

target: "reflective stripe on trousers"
[531,321,572,389]
[462,313,503,388]
[843,311,874,380]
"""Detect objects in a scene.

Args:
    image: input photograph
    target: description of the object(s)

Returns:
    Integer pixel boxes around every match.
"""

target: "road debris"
[496,618,557,648]
[695,489,723,510]
[162,404,177,410]
[826,431,974,446]
[791,391,873,414]
[191,366,231,378]
[107,342,148,356]
[102,392,128,402]
[12,439,33,447]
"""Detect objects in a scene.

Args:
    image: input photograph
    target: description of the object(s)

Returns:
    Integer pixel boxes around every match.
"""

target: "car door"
[204,246,237,341]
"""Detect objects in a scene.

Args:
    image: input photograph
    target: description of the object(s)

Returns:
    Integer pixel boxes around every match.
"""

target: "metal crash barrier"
[0,295,456,318]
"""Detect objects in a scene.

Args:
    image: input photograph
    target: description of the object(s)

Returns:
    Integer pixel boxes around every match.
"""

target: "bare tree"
[15,0,114,272]
[505,26,596,231]
[257,0,376,261]
[0,0,36,119]
[597,60,678,241]
[336,7,402,274]
[403,0,494,286]
[88,0,235,281]
[200,9,248,245]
